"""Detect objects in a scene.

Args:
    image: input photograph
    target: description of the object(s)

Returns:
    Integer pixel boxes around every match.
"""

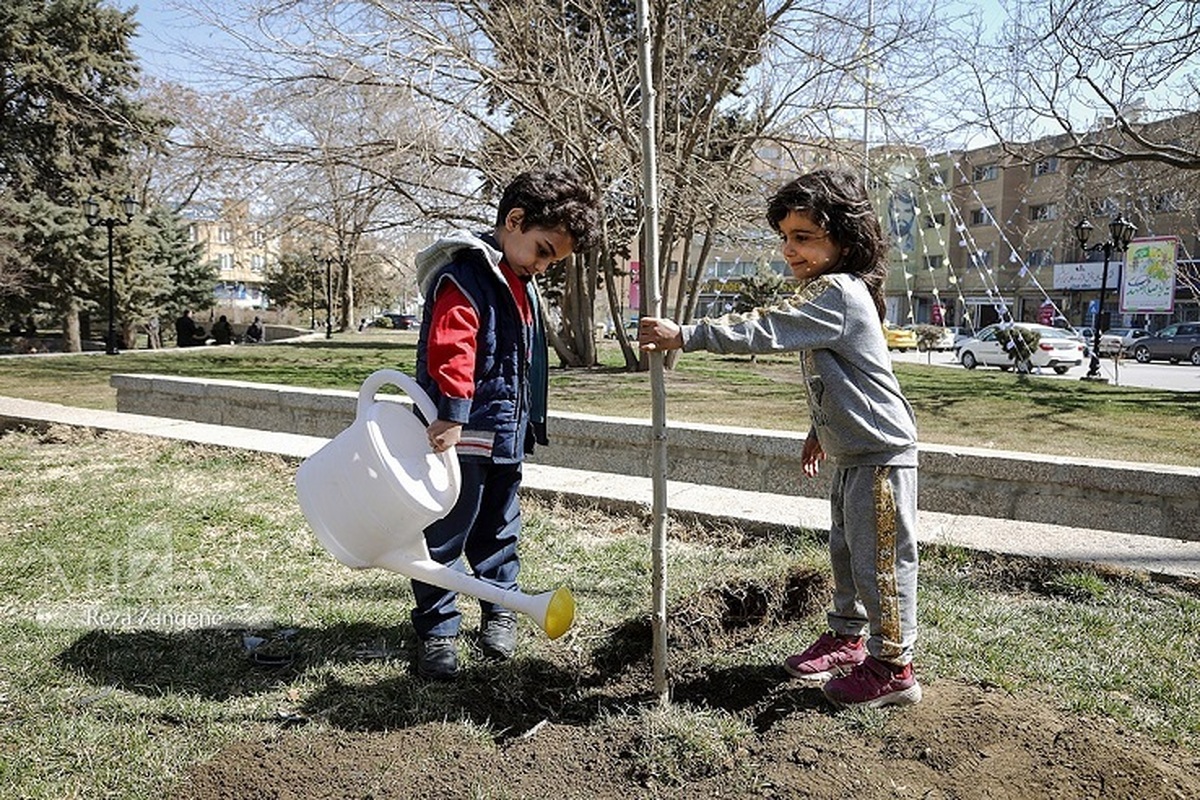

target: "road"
[890,348,1200,392]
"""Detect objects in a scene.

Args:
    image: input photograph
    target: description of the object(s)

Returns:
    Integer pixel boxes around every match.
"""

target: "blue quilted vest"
[414,236,547,463]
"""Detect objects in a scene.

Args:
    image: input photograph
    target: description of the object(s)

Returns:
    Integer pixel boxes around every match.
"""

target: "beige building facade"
[181,201,280,310]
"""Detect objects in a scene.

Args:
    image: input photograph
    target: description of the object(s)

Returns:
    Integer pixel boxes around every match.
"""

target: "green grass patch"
[1,427,1198,796]
[0,330,1197,465]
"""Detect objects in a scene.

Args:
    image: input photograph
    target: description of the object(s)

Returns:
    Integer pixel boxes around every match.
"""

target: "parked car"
[1098,327,1151,356]
[957,322,1085,374]
[1129,323,1200,365]
[378,312,419,330]
[946,326,976,352]
[883,323,918,351]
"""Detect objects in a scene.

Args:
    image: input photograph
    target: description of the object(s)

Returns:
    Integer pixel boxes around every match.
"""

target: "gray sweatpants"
[826,464,919,666]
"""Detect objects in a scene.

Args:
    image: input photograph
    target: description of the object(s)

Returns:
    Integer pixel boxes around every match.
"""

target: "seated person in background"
[244,316,265,343]
[212,315,234,345]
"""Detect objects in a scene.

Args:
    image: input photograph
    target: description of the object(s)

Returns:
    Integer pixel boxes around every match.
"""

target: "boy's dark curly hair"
[496,165,602,252]
[766,168,889,320]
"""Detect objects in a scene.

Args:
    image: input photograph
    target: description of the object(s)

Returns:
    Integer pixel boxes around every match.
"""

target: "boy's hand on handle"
[427,419,462,453]
[638,317,684,352]
[801,432,825,478]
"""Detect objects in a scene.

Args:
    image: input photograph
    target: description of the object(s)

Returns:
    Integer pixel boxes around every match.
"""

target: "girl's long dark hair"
[766,169,889,320]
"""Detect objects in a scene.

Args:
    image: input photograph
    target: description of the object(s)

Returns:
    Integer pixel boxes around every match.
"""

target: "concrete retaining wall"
[112,373,1200,542]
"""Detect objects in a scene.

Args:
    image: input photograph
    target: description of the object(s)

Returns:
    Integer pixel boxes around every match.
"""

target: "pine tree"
[0,0,167,349]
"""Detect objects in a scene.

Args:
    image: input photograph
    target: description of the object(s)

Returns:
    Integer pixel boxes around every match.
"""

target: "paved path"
[3,394,1199,583]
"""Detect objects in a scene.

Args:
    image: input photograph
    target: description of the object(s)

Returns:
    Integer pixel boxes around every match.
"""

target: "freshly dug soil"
[174,570,1199,799]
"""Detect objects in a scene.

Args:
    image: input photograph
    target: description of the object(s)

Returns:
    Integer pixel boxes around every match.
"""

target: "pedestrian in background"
[145,316,162,349]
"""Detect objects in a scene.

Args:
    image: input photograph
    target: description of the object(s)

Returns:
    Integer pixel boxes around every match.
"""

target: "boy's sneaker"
[783,632,866,684]
[478,611,517,660]
[416,636,459,680]
[822,656,922,708]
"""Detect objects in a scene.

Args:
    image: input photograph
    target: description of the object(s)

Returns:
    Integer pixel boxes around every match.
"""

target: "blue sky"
[124,0,1014,83]
[122,0,235,82]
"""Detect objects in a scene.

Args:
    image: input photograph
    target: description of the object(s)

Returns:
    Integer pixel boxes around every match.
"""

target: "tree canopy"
[0,0,205,350]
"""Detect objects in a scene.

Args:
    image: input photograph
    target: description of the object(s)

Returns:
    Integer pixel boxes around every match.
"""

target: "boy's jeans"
[411,460,522,639]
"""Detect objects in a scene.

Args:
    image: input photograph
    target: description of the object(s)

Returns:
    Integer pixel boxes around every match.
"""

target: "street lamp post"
[311,246,334,340]
[1074,214,1136,382]
[309,265,317,330]
[84,195,137,355]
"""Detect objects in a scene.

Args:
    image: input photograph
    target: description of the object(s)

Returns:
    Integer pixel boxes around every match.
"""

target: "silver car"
[958,323,1085,374]
[1098,327,1151,356]
[1129,323,1200,365]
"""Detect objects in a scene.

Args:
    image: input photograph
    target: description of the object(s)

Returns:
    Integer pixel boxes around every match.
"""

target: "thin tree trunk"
[62,308,82,353]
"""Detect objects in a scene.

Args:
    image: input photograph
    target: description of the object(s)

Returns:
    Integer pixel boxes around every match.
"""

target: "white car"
[957,323,1085,374]
[1098,327,1151,355]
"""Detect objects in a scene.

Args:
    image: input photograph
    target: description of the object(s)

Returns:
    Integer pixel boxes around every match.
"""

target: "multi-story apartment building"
[690,112,1198,332]
[884,115,1199,332]
[180,201,280,309]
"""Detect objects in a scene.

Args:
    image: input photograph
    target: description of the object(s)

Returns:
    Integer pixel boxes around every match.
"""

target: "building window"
[1032,158,1059,176]
[217,227,233,244]
[219,253,234,271]
[1089,197,1120,216]
[1027,249,1053,267]
[188,224,197,243]
[925,212,945,228]
[972,249,993,269]
[251,254,265,272]
[972,164,999,182]
[970,207,994,226]
[1151,192,1183,213]
[1029,203,1058,221]
[924,255,944,270]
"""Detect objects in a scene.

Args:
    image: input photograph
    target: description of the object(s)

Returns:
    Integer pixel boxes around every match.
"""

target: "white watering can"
[295,369,575,639]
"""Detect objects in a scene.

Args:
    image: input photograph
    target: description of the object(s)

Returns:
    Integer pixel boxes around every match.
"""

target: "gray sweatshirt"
[681,272,918,468]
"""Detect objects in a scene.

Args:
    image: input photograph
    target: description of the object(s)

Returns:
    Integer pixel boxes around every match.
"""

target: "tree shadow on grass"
[54,619,611,735]
[300,655,595,736]
[56,588,823,737]
[55,621,414,701]
[672,664,830,733]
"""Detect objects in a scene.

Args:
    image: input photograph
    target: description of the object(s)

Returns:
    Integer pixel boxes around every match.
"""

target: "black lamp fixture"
[310,244,334,340]
[1074,214,1136,381]
[84,194,137,355]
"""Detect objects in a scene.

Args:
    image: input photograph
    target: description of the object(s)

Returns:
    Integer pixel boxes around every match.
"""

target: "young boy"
[410,166,600,680]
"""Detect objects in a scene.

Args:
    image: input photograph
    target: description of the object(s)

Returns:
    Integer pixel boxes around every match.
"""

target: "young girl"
[638,168,921,708]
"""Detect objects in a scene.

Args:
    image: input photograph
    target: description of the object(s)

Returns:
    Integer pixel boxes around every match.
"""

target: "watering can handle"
[356,369,441,434]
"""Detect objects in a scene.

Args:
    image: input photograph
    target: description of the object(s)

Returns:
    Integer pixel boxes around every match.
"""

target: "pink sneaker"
[822,656,922,708]
[782,632,866,684]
